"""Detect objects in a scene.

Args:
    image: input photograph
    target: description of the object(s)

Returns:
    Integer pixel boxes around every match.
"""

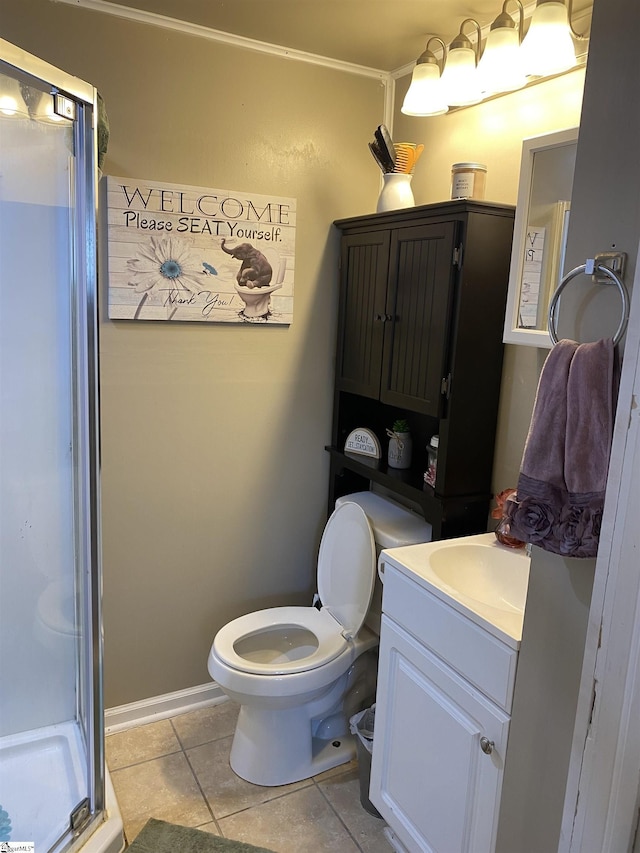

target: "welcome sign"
[105,176,296,324]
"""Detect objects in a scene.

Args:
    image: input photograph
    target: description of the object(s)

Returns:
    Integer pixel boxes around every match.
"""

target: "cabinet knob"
[480,737,495,755]
[374,313,394,322]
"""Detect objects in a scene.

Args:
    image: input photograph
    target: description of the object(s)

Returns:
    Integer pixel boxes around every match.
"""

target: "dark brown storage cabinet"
[327,200,515,540]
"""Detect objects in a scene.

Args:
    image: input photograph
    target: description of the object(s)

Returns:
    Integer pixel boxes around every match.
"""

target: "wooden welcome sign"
[105,176,296,324]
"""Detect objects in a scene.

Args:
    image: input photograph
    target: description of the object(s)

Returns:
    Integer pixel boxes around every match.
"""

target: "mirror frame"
[503,127,579,348]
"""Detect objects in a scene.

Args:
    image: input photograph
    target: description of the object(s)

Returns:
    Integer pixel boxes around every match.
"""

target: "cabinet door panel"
[381,222,456,415]
[370,616,509,853]
[336,232,390,399]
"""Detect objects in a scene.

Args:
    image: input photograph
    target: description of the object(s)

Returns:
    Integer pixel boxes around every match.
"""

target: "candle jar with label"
[451,162,487,200]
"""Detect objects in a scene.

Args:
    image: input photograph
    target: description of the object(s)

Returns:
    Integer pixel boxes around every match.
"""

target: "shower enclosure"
[0,40,123,852]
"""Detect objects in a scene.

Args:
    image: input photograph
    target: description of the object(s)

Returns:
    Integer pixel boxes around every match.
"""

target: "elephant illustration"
[220,239,273,289]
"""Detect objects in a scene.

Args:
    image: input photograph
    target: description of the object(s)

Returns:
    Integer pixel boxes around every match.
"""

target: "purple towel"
[506,338,618,558]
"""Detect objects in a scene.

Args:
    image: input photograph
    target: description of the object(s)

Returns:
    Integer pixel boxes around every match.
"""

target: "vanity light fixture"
[440,18,483,107]
[477,0,527,95]
[404,0,590,117]
[401,37,448,116]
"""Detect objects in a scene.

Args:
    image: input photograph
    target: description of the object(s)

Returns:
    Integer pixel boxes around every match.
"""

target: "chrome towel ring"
[548,258,630,345]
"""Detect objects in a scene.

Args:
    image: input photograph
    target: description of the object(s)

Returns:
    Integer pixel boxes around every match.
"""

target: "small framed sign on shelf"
[344,428,381,460]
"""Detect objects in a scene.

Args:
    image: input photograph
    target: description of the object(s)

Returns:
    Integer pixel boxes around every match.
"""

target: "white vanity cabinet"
[370,556,521,853]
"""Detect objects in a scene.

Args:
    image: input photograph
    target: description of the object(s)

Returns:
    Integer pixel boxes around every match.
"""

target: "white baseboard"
[105,682,226,734]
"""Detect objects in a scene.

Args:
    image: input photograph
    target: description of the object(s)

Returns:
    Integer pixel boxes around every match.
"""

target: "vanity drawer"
[382,564,518,713]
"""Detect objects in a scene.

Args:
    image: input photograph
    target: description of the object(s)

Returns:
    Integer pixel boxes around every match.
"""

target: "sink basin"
[379,532,531,645]
[429,542,528,614]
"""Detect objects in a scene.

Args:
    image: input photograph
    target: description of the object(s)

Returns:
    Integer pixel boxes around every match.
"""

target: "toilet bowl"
[208,492,432,787]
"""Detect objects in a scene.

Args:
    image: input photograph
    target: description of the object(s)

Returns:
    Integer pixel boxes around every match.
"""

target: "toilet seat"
[213,606,349,675]
[213,502,376,676]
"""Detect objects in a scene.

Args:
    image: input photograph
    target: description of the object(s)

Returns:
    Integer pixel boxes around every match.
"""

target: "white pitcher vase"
[377,173,415,213]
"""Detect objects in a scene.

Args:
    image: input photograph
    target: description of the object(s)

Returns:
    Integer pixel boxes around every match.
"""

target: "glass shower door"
[0,44,105,852]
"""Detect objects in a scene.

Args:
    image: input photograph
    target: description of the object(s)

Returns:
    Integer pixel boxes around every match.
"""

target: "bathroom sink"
[379,532,531,645]
[429,542,528,614]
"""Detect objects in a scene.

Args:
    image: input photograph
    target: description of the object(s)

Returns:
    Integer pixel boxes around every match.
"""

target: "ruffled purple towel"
[505,338,619,558]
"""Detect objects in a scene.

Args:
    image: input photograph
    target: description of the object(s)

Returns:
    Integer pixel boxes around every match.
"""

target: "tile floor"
[106,700,394,852]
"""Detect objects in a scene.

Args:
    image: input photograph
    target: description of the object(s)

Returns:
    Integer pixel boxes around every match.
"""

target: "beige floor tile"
[195,820,222,835]
[171,700,240,749]
[219,785,361,853]
[105,719,181,770]
[110,751,212,841]
[187,736,312,819]
[318,767,393,853]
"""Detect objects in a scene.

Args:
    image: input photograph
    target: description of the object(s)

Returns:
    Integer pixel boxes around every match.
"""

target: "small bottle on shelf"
[424,435,439,488]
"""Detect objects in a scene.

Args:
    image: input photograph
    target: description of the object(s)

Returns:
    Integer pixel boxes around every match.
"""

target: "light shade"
[402,62,448,116]
[440,20,483,107]
[477,6,527,95]
[440,45,482,106]
[521,0,577,77]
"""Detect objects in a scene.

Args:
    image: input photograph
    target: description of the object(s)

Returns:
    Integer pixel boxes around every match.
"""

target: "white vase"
[388,432,412,469]
[377,173,415,213]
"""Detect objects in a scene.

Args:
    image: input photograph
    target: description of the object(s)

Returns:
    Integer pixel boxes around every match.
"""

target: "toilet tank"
[335,491,432,634]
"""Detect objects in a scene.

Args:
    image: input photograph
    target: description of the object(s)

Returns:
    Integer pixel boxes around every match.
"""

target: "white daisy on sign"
[127,237,202,319]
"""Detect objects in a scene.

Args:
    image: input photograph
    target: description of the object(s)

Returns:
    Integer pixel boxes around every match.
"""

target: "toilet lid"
[317,502,376,637]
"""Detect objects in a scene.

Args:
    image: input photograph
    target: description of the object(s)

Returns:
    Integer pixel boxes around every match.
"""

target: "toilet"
[208,491,432,786]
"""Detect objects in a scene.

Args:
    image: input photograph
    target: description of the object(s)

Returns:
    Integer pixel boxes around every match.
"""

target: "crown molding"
[52,0,390,82]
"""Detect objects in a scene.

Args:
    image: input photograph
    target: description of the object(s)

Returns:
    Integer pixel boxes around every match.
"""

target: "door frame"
[562,235,640,851]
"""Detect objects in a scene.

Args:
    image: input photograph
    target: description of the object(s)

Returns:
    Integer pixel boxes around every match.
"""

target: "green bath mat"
[126,818,277,853]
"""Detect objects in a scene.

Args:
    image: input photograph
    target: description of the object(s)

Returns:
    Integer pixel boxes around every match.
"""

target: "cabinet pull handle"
[374,313,394,323]
[480,737,495,755]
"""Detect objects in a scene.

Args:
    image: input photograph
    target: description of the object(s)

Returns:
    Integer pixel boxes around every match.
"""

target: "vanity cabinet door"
[380,221,456,416]
[335,230,390,399]
[371,615,509,853]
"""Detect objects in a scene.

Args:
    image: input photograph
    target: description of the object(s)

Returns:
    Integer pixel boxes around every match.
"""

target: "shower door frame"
[0,37,106,851]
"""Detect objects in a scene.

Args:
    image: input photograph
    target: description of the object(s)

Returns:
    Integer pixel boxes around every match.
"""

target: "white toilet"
[208,491,432,786]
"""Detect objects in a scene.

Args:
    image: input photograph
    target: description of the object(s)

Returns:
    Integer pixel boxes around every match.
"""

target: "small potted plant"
[387,418,412,469]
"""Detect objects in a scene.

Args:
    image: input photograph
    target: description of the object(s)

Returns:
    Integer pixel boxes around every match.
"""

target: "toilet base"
[217,643,379,786]
[230,703,358,786]
[228,653,378,786]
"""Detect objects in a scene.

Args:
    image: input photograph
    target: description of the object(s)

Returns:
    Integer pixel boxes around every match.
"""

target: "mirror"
[503,127,578,347]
